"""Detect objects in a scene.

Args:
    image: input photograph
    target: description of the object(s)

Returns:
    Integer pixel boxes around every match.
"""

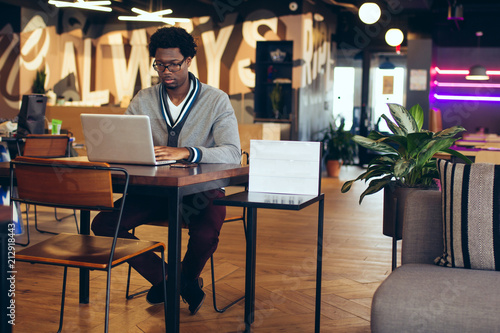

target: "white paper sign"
[249,140,321,196]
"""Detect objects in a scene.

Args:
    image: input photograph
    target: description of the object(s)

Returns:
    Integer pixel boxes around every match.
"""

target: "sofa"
[371,190,500,333]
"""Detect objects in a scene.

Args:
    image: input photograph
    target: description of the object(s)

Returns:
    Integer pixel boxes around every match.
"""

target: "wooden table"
[1,159,249,333]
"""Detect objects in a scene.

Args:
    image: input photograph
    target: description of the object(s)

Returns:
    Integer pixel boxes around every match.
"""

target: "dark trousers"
[91,189,226,285]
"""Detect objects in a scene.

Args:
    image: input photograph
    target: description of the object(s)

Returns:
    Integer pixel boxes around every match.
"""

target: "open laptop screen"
[81,114,175,166]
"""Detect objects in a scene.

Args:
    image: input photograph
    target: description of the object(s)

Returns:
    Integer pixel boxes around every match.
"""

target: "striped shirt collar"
[159,73,200,128]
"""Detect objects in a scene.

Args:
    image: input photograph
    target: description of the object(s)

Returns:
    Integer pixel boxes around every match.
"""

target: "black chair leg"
[15,206,30,247]
[54,208,80,233]
[125,227,149,299]
[104,269,113,333]
[210,208,247,312]
[161,250,167,333]
[125,264,148,299]
[58,267,68,333]
[34,205,57,235]
[210,255,245,313]
[54,208,76,222]
[34,206,79,234]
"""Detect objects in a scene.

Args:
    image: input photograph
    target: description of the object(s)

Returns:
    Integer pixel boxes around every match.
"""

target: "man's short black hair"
[149,26,197,58]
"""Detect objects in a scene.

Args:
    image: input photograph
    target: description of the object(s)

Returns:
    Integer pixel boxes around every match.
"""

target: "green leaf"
[362,166,393,180]
[434,126,466,139]
[381,114,404,136]
[359,176,393,204]
[406,132,433,158]
[387,103,419,134]
[341,179,355,193]
[441,148,473,164]
[341,168,376,193]
[417,137,457,167]
[394,158,415,177]
[352,135,399,154]
[369,154,397,165]
[367,131,386,140]
[408,104,424,131]
[380,135,408,152]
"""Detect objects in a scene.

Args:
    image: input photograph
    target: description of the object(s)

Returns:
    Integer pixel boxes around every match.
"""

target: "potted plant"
[32,68,46,94]
[321,121,355,177]
[341,103,472,239]
[269,83,283,119]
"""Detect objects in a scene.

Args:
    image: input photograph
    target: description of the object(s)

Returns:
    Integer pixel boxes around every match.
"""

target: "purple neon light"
[434,81,500,88]
[433,93,500,101]
[435,67,500,75]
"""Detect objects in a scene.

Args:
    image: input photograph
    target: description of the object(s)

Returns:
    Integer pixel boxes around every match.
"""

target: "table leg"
[166,191,182,333]
[79,210,90,304]
[244,207,257,331]
[315,197,324,333]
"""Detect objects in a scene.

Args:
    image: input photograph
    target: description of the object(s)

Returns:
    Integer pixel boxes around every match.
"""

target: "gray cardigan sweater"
[126,75,241,164]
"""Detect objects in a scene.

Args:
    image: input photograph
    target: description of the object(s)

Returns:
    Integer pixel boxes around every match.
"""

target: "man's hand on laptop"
[154,146,190,161]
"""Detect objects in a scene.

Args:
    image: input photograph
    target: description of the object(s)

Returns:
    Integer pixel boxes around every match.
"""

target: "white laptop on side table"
[81,114,176,166]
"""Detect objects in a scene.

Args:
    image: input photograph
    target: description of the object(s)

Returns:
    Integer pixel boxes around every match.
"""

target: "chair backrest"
[11,156,122,211]
[248,140,321,196]
[22,134,70,158]
[475,150,500,164]
[238,124,281,154]
[482,142,500,149]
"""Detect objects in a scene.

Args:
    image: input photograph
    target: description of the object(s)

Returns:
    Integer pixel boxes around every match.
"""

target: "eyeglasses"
[152,58,186,73]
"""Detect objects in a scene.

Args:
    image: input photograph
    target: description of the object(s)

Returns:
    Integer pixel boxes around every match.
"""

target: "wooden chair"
[11,156,167,333]
[15,134,78,246]
[21,134,70,158]
[475,150,500,164]
[429,108,442,132]
[125,206,247,313]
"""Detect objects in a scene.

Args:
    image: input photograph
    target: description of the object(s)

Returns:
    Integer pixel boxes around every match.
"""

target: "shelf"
[258,82,292,85]
[254,118,292,123]
[254,41,293,120]
[259,61,294,66]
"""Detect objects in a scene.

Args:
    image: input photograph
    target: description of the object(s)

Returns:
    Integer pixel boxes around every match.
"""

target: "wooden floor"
[12,166,393,333]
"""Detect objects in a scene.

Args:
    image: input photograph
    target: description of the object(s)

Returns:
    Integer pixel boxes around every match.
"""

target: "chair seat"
[16,233,165,269]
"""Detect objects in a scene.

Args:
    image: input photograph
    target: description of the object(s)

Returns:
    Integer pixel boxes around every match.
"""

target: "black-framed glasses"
[152,58,186,73]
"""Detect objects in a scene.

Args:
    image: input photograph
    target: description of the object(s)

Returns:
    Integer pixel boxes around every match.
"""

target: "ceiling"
[330,0,500,47]
[1,0,499,47]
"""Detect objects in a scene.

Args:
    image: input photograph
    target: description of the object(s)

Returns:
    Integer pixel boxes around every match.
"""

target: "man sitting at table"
[91,26,241,314]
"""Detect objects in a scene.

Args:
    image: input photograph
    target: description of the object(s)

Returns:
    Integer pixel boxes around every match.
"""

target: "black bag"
[17,94,47,137]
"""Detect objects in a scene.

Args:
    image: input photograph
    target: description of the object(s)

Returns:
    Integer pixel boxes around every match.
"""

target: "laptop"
[81,114,176,166]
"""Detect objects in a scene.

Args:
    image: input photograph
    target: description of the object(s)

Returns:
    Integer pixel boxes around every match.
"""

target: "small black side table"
[214,191,325,332]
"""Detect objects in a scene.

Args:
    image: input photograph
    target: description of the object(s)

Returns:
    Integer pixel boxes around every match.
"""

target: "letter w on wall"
[108,30,150,103]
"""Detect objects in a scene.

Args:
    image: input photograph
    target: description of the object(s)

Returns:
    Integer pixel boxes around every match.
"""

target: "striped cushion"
[435,159,500,270]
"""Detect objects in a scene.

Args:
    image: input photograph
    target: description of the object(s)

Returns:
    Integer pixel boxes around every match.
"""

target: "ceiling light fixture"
[48,0,112,12]
[313,13,325,22]
[118,8,190,25]
[358,2,381,24]
[385,28,404,47]
[447,0,463,21]
[466,31,489,81]
[466,65,489,81]
[379,57,395,70]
